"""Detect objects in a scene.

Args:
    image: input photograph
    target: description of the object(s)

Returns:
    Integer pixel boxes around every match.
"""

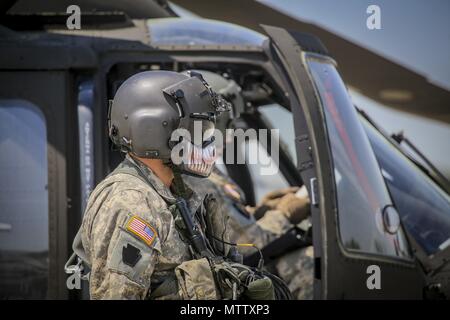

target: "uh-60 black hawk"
[0,0,449,300]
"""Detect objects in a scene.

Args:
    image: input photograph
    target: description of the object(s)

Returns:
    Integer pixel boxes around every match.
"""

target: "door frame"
[262,25,424,299]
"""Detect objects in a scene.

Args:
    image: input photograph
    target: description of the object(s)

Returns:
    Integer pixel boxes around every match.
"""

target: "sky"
[260,0,450,90]
[172,0,450,175]
[258,0,450,175]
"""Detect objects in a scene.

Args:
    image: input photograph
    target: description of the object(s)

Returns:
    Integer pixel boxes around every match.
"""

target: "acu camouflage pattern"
[274,246,314,300]
[175,257,219,299]
[184,167,314,300]
[81,154,220,299]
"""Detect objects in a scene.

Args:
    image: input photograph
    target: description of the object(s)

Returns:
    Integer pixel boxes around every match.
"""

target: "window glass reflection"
[307,57,411,259]
[148,18,267,46]
[364,119,450,256]
[0,100,49,299]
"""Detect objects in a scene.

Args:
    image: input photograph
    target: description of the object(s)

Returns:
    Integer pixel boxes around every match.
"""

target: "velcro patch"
[126,215,157,247]
[122,243,142,267]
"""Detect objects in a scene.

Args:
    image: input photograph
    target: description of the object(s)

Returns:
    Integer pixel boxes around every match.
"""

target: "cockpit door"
[262,25,424,299]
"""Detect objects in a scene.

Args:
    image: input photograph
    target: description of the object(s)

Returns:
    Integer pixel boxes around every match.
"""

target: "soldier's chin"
[181,162,214,178]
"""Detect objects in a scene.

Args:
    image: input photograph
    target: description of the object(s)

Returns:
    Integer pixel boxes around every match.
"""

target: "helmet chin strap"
[169,164,190,200]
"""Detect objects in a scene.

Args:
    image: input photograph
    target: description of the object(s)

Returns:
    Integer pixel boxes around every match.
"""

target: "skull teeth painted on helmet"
[180,139,218,177]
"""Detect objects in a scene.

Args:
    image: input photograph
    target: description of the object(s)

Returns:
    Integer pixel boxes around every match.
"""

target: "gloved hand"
[275,192,310,224]
[260,187,300,209]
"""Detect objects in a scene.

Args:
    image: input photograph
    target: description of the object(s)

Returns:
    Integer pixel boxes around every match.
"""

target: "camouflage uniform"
[184,167,314,300]
[81,155,221,300]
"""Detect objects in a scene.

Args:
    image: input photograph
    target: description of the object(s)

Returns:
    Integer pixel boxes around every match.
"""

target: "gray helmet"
[109,70,230,176]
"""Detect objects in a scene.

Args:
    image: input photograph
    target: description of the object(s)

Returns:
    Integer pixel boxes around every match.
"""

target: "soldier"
[78,70,288,300]
[187,170,314,299]
[182,70,314,300]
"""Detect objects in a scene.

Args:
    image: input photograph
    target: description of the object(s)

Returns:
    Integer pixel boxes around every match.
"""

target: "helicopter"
[0,0,449,300]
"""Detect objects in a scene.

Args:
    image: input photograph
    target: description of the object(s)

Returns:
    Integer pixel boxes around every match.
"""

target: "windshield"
[147,18,267,46]
[307,55,411,259]
[363,118,450,256]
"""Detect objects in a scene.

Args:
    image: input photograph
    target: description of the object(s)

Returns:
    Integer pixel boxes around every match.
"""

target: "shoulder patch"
[125,215,157,247]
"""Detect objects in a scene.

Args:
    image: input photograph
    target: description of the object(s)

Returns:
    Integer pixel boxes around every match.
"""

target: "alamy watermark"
[366,264,381,290]
[170,121,281,176]
[66,5,81,30]
[366,5,382,30]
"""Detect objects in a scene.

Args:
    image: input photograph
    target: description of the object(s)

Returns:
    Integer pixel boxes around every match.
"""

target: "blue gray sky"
[260,0,450,89]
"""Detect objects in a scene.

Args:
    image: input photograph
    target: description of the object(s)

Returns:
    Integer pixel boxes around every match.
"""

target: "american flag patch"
[126,216,157,247]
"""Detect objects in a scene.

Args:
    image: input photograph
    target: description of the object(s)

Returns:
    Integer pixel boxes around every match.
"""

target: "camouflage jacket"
[81,155,222,300]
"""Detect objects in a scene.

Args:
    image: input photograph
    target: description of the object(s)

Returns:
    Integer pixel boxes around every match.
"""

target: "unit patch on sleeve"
[122,243,142,267]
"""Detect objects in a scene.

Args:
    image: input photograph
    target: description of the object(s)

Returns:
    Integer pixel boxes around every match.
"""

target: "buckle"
[64,253,90,281]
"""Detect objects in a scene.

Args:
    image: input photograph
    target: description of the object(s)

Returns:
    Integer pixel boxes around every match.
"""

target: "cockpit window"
[147,18,267,46]
[363,118,450,256]
[307,56,411,259]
